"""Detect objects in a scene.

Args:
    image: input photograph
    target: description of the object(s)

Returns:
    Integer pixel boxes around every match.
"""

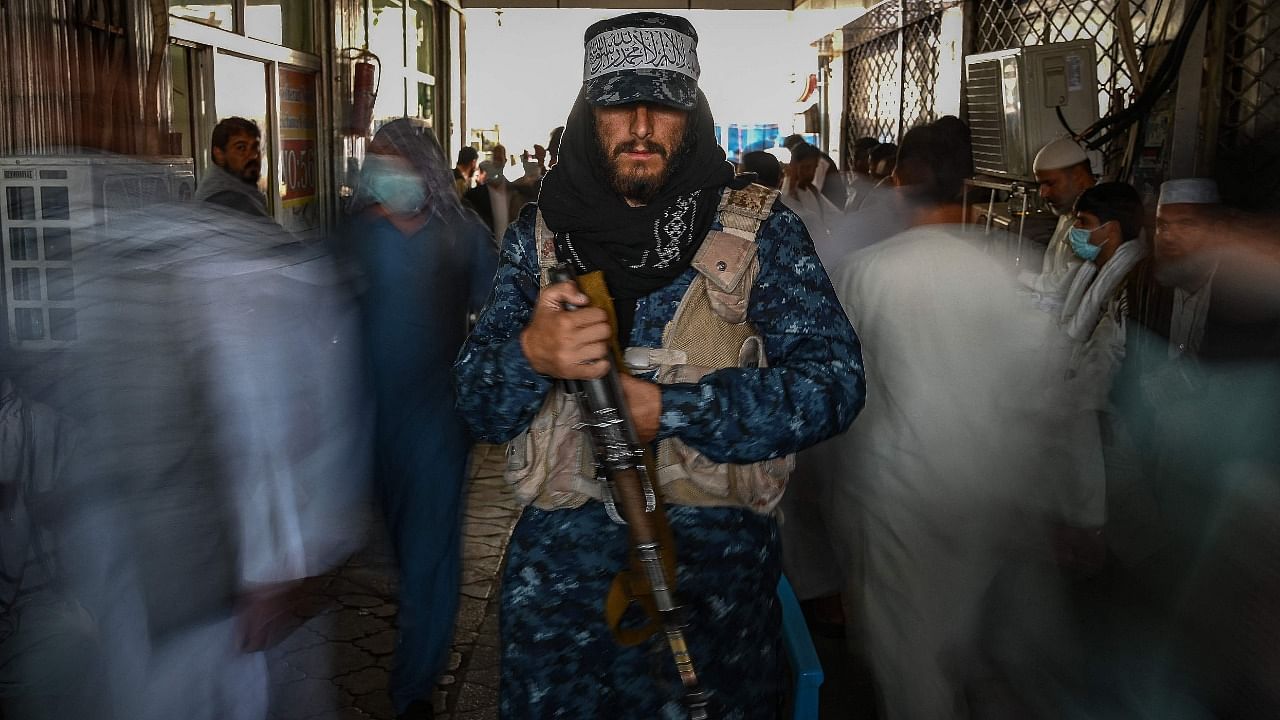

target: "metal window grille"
[1216,0,1280,209]
[845,1,952,155]
[847,32,902,146]
[901,13,943,133]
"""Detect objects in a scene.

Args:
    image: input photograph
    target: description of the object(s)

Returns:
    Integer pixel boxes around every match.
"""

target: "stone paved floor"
[266,444,516,720]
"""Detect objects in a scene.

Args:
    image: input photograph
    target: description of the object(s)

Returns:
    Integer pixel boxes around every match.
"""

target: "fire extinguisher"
[344,49,380,137]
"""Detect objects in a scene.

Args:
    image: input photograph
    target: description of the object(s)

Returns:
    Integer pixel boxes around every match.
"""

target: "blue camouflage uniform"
[454,196,864,719]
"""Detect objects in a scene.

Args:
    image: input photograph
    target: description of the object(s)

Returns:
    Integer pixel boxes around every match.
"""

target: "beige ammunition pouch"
[504,184,795,514]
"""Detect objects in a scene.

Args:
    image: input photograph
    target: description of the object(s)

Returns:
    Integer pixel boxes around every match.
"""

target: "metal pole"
[1168,6,1208,177]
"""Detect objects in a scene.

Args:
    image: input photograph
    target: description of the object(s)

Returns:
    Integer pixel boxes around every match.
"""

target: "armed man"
[453,12,865,719]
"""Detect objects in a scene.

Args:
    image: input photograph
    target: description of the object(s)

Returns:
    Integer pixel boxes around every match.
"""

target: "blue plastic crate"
[778,575,824,719]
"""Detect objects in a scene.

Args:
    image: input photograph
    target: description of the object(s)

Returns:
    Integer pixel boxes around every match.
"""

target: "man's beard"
[596,122,694,204]
[1154,253,1214,290]
[239,161,262,185]
[218,159,261,185]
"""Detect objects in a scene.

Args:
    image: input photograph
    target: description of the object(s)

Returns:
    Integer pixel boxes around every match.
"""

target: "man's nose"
[630,104,653,139]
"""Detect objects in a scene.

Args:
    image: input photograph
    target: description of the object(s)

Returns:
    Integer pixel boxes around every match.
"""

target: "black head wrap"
[350,117,464,221]
[538,89,734,336]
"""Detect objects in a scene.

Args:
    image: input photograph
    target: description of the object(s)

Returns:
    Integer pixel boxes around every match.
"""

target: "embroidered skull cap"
[582,13,700,111]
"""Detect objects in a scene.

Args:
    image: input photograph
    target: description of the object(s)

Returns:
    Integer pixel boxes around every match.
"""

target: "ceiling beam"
[461,0,795,9]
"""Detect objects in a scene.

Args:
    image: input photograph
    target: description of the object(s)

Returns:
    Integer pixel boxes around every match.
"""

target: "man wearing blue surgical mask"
[1055,182,1158,591]
[1060,181,1148,349]
[1068,220,1115,262]
[342,119,497,720]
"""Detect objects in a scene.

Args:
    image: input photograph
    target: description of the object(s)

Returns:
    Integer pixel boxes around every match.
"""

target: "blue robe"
[454,196,865,718]
[349,209,496,712]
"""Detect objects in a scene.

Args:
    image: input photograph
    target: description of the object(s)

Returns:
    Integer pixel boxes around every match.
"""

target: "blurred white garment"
[824,186,911,271]
[1061,238,1150,405]
[780,178,842,257]
[831,224,1082,719]
[57,199,371,720]
[844,173,878,212]
[1040,214,1081,277]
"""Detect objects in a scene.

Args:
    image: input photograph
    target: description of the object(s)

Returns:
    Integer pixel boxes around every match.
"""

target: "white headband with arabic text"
[583,27,700,82]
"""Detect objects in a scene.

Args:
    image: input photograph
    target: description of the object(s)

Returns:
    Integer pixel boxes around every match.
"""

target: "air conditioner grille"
[966,58,1008,176]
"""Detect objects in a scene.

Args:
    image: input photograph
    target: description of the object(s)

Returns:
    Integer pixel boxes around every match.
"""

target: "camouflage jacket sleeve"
[656,203,866,463]
[453,204,553,442]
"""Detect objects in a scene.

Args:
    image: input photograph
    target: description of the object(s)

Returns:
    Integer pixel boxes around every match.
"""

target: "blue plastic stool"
[778,575,824,719]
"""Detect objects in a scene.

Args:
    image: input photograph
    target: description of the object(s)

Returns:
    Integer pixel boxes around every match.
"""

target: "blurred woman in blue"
[343,118,497,720]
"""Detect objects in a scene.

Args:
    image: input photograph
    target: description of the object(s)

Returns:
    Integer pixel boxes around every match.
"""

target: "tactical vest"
[504,183,795,514]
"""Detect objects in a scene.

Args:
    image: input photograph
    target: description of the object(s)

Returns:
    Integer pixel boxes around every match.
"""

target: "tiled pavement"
[266,443,517,720]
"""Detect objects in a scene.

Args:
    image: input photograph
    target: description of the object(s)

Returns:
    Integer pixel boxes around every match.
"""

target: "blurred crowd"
[762,120,1280,719]
[3,99,1279,720]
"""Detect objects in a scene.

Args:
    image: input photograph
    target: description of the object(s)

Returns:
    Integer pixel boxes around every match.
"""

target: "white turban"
[1158,178,1220,206]
[1033,137,1088,173]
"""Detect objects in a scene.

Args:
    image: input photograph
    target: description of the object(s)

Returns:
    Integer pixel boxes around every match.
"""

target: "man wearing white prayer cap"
[1155,178,1222,291]
[1034,137,1096,275]
[1155,178,1225,359]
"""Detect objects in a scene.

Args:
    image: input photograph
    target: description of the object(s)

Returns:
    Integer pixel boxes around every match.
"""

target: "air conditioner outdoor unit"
[0,155,195,349]
[964,40,1099,179]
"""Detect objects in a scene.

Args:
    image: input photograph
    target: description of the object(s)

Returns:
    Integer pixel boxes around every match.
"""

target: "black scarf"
[538,89,734,338]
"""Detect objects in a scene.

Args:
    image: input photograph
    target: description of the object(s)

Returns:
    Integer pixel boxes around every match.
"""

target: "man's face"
[1036,165,1090,215]
[1155,203,1218,289]
[593,102,689,204]
[212,131,262,184]
[788,156,818,189]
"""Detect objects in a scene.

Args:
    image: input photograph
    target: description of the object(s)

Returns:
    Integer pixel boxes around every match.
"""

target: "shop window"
[167,45,197,159]
[169,1,234,31]
[6,187,35,220]
[10,228,37,261]
[369,0,437,132]
[447,8,463,156]
[371,0,408,66]
[246,0,314,53]
[213,52,272,211]
[408,0,434,77]
[415,82,434,126]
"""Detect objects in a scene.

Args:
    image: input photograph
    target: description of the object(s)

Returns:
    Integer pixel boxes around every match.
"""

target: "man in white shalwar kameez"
[57,196,371,720]
[830,119,1082,719]
[1023,138,1097,308]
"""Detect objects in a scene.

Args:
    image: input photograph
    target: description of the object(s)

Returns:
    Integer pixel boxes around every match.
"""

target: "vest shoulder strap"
[686,183,778,319]
[716,183,779,240]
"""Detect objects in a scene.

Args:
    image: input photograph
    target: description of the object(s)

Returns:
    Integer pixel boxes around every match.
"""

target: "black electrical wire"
[1081,0,1208,145]
[1055,106,1076,136]
[1077,0,1211,150]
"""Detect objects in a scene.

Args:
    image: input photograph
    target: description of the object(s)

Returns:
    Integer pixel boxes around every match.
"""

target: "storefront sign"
[279,67,318,232]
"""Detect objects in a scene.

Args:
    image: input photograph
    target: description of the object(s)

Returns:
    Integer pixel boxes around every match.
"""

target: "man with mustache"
[195,116,271,219]
[1034,137,1096,277]
[454,12,864,718]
